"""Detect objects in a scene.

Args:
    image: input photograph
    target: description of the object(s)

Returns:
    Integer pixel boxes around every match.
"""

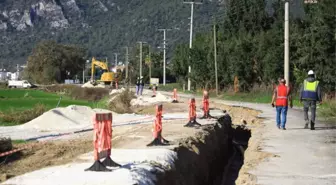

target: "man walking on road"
[300,70,322,130]
[135,77,140,95]
[271,78,293,130]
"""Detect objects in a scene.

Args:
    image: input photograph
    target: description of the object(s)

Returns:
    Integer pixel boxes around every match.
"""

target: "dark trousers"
[303,100,316,123]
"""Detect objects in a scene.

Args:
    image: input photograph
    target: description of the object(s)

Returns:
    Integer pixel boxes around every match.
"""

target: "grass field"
[0,89,106,126]
[0,89,94,113]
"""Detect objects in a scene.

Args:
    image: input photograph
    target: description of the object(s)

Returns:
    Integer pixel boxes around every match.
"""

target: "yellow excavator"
[91,57,114,85]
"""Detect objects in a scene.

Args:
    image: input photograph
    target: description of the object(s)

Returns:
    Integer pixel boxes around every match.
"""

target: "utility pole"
[139,42,143,77]
[125,47,129,84]
[158,28,171,86]
[213,21,218,95]
[284,0,289,86]
[184,1,202,91]
[137,42,147,77]
[114,53,118,68]
[148,45,151,80]
[84,60,89,84]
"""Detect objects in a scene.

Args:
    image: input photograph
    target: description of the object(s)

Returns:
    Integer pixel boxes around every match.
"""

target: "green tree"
[25,40,86,84]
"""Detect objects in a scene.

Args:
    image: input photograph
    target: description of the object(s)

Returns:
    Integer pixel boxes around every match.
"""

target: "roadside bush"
[108,89,135,113]
[0,82,7,89]
[43,85,109,101]
[0,104,46,125]
[319,100,336,121]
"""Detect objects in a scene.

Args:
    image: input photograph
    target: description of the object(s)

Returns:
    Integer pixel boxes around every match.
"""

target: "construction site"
[0,85,261,185]
[0,82,335,185]
[1,0,335,184]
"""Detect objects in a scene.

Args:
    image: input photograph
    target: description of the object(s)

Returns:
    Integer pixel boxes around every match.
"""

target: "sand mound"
[131,93,172,106]
[21,105,112,131]
[110,88,126,95]
[81,82,105,88]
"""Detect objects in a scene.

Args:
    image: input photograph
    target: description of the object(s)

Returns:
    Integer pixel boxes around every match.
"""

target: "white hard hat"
[308,70,314,75]
[140,76,143,79]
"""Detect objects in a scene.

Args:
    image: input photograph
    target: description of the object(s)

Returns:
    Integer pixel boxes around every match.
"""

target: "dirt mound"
[81,82,105,88]
[21,105,112,131]
[109,88,126,95]
[131,93,173,106]
[108,89,135,113]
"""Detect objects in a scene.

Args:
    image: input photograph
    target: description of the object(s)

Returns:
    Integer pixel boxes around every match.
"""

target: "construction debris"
[0,137,12,153]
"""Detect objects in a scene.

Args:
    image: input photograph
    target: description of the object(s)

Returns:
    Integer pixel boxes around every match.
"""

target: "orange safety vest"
[276,85,289,107]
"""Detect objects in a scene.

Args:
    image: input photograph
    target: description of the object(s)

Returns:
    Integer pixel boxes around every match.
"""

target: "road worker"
[139,76,144,95]
[271,78,293,130]
[300,70,322,130]
[135,77,140,95]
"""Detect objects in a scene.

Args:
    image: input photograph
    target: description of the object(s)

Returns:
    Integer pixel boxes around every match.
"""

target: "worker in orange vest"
[271,78,293,130]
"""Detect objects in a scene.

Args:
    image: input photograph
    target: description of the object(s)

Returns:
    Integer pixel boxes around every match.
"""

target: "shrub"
[319,100,336,122]
[43,85,109,101]
[0,82,7,89]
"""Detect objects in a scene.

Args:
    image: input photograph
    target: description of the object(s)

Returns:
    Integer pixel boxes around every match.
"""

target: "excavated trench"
[157,114,251,185]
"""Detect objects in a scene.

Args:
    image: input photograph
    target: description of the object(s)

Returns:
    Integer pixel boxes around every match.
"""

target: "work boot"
[310,121,315,130]
[304,121,309,129]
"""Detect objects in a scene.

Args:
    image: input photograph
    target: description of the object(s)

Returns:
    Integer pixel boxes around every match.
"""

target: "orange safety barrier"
[184,98,201,127]
[147,104,169,146]
[172,88,179,103]
[201,90,210,119]
[85,112,120,172]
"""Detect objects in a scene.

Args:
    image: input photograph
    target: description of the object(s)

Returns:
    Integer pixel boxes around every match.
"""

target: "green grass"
[11,139,28,144]
[0,89,103,126]
[221,92,302,107]
[318,101,336,122]
[0,89,93,113]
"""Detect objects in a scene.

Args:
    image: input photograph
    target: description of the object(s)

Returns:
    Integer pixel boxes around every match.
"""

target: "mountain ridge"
[0,0,224,68]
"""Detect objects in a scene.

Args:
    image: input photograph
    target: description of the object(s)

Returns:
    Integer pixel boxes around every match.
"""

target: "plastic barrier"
[200,90,211,119]
[184,98,201,127]
[147,104,169,146]
[85,112,120,172]
[0,144,35,158]
[172,88,179,103]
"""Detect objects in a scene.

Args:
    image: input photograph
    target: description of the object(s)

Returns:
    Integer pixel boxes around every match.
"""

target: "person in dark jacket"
[135,77,140,95]
[139,76,144,95]
[300,70,322,130]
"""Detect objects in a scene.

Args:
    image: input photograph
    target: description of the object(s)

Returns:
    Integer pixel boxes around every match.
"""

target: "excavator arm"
[91,57,108,81]
[90,57,114,83]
